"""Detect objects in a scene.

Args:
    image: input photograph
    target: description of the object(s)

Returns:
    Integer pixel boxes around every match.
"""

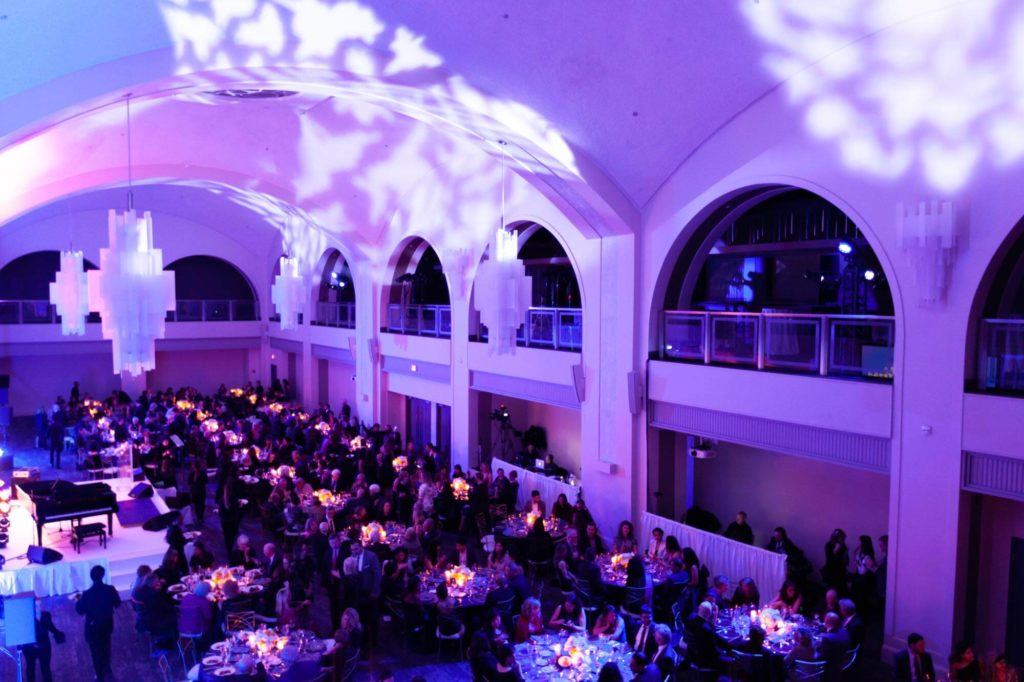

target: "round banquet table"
[168,567,266,603]
[418,567,499,609]
[514,633,632,681]
[193,630,335,681]
[715,607,825,678]
[595,553,672,588]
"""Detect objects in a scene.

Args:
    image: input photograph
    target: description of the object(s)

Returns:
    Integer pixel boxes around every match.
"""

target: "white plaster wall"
[4,352,120,415]
[692,441,890,559]
[147,349,250,394]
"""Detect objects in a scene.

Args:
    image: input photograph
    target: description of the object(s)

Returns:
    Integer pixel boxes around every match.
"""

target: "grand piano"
[16,480,119,546]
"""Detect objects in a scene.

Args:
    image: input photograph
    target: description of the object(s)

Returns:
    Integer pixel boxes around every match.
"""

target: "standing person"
[188,457,209,524]
[723,511,754,545]
[70,381,80,404]
[47,415,64,469]
[219,475,243,555]
[822,529,850,593]
[21,603,65,682]
[75,565,122,682]
[34,406,48,450]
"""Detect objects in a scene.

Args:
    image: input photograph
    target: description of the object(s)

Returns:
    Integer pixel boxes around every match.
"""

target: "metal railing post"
[756,315,765,370]
[819,315,830,376]
[703,313,712,364]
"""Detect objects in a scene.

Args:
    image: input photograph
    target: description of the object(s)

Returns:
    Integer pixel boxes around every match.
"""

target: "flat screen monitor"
[534,458,545,470]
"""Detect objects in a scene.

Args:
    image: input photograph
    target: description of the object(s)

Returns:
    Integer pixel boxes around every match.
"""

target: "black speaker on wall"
[27,545,63,565]
[129,482,153,499]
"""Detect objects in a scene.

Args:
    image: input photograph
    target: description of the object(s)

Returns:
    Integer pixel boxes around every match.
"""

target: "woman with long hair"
[732,577,761,609]
[612,520,637,554]
[623,554,651,614]
[514,598,544,643]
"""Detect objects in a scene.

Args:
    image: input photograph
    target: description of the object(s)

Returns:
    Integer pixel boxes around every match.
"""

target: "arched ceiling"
[1,0,1017,239]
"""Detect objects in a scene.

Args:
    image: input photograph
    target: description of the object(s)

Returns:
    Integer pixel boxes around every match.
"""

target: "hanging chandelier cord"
[125,94,134,211]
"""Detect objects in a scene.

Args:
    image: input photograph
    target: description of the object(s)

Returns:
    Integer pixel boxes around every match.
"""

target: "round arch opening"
[383,237,450,337]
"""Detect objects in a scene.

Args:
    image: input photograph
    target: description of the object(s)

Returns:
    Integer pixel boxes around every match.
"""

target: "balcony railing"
[312,301,356,329]
[165,300,258,322]
[386,304,452,338]
[0,300,101,325]
[661,310,895,381]
[473,307,583,352]
[978,319,1024,393]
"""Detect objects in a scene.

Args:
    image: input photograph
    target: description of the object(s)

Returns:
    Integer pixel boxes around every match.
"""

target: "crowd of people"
[19,380,1021,682]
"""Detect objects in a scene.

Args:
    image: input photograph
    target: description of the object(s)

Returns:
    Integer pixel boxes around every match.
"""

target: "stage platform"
[0,477,171,596]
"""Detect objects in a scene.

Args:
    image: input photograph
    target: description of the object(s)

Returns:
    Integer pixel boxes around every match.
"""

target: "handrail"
[0,299,259,324]
[385,303,452,338]
[977,319,1024,393]
[471,305,583,352]
[661,309,895,381]
[313,301,356,329]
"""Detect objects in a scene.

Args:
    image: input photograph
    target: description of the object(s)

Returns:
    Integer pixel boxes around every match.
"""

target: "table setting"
[595,552,672,587]
[418,565,498,608]
[193,626,334,681]
[714,606,824,657]
[168,566,265,602]
[357,520,406,549]
[514,632,632,681]
[498,512,568,539]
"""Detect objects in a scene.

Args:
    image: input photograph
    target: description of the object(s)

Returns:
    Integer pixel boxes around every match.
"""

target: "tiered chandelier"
[271,255,306,330]
[473,142,532,355]
[49,95,176,376]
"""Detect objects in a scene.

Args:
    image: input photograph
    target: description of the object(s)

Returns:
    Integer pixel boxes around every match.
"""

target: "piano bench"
[73,522,108,553]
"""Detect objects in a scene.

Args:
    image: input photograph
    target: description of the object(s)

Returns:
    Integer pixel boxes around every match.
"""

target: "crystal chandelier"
[88,208,176,376]
[271,256,306,330]
[473,142,532,355]
[85,94,176,377]
[49,250,90,335]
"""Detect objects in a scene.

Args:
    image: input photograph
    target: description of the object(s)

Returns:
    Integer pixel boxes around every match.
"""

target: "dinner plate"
[168,583,187,593]
[210,641,230,653]
[241,584,262,594]
[539,665,556,674]
[172,593,184,601]
[201,655,223,666]
[213,666,236,677]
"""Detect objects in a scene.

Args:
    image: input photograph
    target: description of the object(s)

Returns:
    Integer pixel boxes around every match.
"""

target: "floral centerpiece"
[315,421,332,435]
[361,521,386,545]
[451,478,470,501]
[525,510,541,529]
[210,566,233,589]
[297,412,310,422]
[201,418,220,435]
[750,607,792,636]
[555,635,589,669]
[610,553,632,570]
[246,626,288,657]
[224,430,242,446]
[229,388,244,398]
[392,455,408,472]
[248,394,258,405]
[175,399,195,412]
[444,565,475,597]
[267,402,284,414]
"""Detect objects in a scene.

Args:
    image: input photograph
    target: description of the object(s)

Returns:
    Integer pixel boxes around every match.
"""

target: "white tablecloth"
[492,457,582,511]
[0,556,110,597]
[638,511,787,599]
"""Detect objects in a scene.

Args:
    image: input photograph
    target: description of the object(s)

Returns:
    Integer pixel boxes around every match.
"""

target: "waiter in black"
[75,565,121,681]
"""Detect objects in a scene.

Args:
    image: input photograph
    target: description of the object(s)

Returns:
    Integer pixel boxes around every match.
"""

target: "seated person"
[769,580,803,616]
[178,581,216,651]
[513,598,544,643]
[784,628,816,668]
[548,593,586,633]
[731,577,761,609]
[647,526,667,559]
[591,603,625,641]
[612,520,638,554]
[737,624,766,654]
[683,602,725,671]
[435,584,462,637]
[188,540,216,572]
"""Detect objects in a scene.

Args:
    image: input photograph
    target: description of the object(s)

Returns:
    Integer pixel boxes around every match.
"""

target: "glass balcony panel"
[527,309,556,346]
[439,306,452,337]
[403,306,421,335]
[204,300,229,321]
[387,304,404,332]
[763,316,820,373]
[0,302,20,324]
[709,316,759,366]
[557,310,582,351]
[980,320,1024,392]
[829,319,895,380]
[663,312,705,360]
[420,306,438,336]
[21,301,53,324]
[175,300,203,322]
[232,300,257,321]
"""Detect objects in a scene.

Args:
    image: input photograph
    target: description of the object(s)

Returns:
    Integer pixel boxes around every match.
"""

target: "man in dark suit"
[650,624,679,679]
[682,602,724,671]
[630,605,659,659]
[574,548,604,601]
[75,565,121,681]
[816,612,852,681]
[723,510,754,545]
[628,652,661,682]
[350,541,381,645]
[447,538,482,568]
[839,599,866,649]
[22,604,65,682]
[324,534,350,628]
[893,632,936,682]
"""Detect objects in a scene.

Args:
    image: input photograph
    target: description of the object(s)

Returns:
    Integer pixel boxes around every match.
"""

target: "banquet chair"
[176,630,204,672]
[155,652,188,682]
[730,650,768,682]
[335,648,360,681]
[225,610,256,632]
[436,622,465,661]
[840,645,860,679]
[789,659,826,681]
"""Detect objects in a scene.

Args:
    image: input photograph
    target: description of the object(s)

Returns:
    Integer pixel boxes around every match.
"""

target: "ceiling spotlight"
[837,241,853,255]
[864,269,876,281]
[338,281,346,288]
[330,272,338,279]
